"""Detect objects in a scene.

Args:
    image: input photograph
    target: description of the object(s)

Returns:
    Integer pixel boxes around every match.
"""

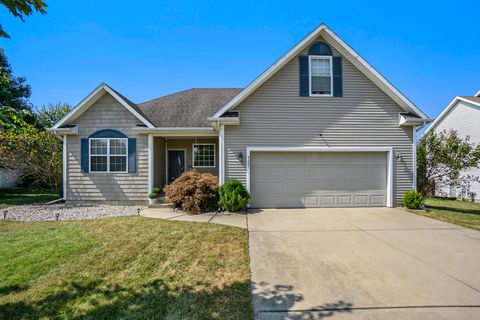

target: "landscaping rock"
[1,204,145,222]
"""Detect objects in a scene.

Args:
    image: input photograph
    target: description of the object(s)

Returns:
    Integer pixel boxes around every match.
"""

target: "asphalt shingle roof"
[459,96,480,104]
[136,88,242,127]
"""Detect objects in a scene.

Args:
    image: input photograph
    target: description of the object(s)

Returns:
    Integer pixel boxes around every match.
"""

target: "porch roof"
[137,88,242,128]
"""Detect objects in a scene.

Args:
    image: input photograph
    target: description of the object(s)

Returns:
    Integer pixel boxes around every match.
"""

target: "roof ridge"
[138,88,242,106]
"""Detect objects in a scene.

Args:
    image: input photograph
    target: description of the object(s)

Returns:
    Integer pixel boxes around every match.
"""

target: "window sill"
[309,94,333,97]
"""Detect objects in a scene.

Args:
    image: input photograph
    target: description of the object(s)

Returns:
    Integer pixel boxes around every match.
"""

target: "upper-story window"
[90,138,128,172]
[309,55,332,96]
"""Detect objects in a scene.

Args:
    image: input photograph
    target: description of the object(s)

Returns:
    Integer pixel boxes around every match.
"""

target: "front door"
[168,150,185,183]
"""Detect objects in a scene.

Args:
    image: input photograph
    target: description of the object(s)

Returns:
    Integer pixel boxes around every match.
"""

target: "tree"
[0,102,69,193]
[0,127,62,193]
[36,102,71,128]
[417,130,480,197]
[0,105,36,131]
[0,0,47,38]
[0,48,33,112]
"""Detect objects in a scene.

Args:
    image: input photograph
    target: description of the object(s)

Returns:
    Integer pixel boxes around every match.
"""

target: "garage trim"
[246,146,394,208]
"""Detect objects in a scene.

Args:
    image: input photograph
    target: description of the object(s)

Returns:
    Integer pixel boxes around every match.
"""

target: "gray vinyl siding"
[66,93,148,202]
[433,100,480,200]
[224,35,414,204]
[153,137,166,190]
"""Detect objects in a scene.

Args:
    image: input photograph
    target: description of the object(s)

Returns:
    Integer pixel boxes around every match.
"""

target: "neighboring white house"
[424,90,480,201]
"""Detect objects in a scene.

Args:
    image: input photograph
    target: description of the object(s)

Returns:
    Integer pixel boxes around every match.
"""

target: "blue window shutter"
[333,57,343,97]
[299,56,309,96]
[128,138,136,173]
[81,138,89,173]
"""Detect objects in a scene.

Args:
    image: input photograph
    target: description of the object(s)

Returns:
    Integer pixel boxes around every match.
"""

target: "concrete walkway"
[140,208,247,229]
[248,207,480,319]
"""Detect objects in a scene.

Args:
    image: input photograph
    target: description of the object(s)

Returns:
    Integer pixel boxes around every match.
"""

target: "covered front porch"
[149,131,220,190]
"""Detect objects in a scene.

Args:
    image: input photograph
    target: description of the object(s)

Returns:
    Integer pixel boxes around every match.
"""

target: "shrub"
[163,170,219,214]
[149,187,162,199]
[402,189,424,209]
[219,179,250,212]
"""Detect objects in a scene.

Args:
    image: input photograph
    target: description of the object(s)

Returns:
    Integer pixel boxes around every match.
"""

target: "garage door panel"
[287,167,304,179]
[337,195,353,205]
[250,152,387,208]
[370,195,385,205]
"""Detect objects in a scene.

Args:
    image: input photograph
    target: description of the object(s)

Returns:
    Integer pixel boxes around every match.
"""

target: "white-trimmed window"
[309,55,332,96]
[193,144,215,168]
[90,138,128,172]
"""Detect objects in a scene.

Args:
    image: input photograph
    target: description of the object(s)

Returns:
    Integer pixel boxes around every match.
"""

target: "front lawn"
[0,188,59,209]
[0,217,252,319]
[415,198,480,231]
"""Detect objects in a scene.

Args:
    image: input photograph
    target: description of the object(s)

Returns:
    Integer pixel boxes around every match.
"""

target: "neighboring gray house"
[424,91,480,201]
[50,24,430,208]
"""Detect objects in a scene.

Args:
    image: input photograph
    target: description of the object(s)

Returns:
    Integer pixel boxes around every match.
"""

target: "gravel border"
[1,204,146,222]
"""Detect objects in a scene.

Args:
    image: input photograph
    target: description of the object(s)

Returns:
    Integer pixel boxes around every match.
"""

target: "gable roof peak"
[211,23,429,121]
[51,82,154,129]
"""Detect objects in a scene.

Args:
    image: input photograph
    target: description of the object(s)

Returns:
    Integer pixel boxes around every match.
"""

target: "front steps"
[148,195,174,208]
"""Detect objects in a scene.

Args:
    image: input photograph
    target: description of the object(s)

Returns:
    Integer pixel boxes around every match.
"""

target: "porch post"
[412,126,417,191]
[219,125,225,185]
[148,134,154,193]
[62,135,68,200]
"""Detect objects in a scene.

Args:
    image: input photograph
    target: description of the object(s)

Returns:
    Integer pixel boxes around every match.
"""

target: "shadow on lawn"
[0,279,354,320]
[0,279,251,319]
[0,284,29,296]
[426,204,480,216]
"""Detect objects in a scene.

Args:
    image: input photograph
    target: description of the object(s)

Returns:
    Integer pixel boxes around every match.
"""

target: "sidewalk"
[140,207,247,229]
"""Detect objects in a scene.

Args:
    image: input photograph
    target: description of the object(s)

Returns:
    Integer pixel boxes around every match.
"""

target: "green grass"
[0,217,252,319]
[0,188,60,209]
[415,198,480,231]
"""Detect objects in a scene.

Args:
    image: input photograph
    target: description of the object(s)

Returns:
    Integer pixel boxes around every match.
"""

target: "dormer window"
[309,55,332,96]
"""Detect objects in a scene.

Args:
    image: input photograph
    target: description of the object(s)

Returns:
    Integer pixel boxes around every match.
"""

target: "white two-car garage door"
[250,152,387,208]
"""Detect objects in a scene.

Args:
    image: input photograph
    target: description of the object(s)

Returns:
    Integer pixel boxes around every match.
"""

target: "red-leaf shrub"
[163,170,219,214]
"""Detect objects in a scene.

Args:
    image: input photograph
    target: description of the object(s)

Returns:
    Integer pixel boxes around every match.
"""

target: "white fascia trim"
[47,126,78,135]
[131,127,218,137]
[212,24,429,121]
[52,83,154,129]
[424,96,480,135]
[207,117,240,124]
[245,146,394,208]
[398,113,429,127]
[476,90,480,97]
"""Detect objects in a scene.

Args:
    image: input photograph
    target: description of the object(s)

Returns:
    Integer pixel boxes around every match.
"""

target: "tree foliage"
[0,0,47,38]
[0,127,63,193]
[0,105,36,131]
[0,48,32,112]
[36,102,71,128]
[417,130,480,196]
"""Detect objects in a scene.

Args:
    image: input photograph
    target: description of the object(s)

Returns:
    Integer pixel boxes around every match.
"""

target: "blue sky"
[1,0,479,120]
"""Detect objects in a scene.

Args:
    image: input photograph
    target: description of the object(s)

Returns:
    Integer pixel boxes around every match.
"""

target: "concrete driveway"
[247,207,480,319]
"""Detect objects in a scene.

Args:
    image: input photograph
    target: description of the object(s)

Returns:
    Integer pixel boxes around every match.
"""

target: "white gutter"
[131,127,218,136]
[47,126,78,135]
